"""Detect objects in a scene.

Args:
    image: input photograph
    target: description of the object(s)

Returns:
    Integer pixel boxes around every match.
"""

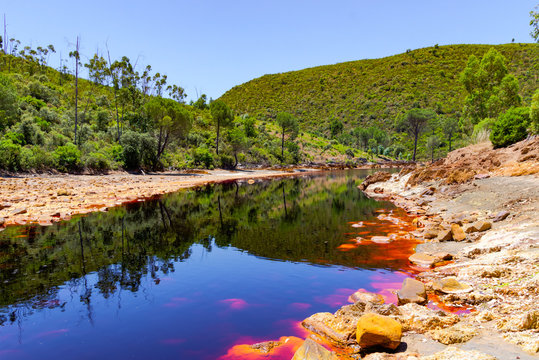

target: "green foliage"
[120,130,156,170]
[53,143,81,172]
[531,6,539,43]
[0,139,22,171]
[193,146,214,168]
[490,107,530,148]
[530,89,539,134]
[84,152,111,171]
[0,74,19,130]
[221,44,538,132]
[329,118,343,138]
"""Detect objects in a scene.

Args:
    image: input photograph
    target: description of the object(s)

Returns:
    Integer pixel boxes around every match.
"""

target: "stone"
[436,229,452,242]
[365,353,421,360]
[431,252,453,261]
[291,338,338,360]
[356,313,402,350]
[465,221,492,233]
[397,278,427,305]
[348,289,385,305]
[10,208,27,216]
[371,236,392,243]
[0,203,12,210]
[57,189,71,196]
[249,340,282,353]
[408,253,437,268]
[450,223,466,241]
[302,302,366,346]
[428,323,478,344]
[374,187,384,194]
[420,346,497,360]
[492,210,510,222]
[359,171,392,191]
[396,303,459,333]
[423,228,438,240]
[0,217,4,226]
[503,332,539,354]
[433,277,472,294]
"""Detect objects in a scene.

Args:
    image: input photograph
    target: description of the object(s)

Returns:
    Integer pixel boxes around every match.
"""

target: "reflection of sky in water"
[0,169,418,360]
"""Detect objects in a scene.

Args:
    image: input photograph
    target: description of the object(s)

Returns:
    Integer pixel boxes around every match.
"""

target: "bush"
[345,148,355,158]
[218,154,235,169]
[121,130,156,170]
[54,143,81,172]
[193,147,214,168]
[20,145,54,171]
[490,107,530,148]
[0,139,22,171]
[84,152,111,171]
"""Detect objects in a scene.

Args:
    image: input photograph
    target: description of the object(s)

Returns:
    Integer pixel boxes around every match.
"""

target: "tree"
[69,37,80,145]
[490,107,530,148]
[329,118,343,138]
[403,108,436,161]
[193,94,208,110]
[460,48,520,123]
[426,135,441,162]
[85,53,108,85]
[441,116,459,152]
[210,100,234,155]
[166,84,186,103]
[0,74,18,131]
[145,97,192,167]
[530,89,539,134]
[227,127,249,168]
[276,112,299,161]
[531,6,539,42]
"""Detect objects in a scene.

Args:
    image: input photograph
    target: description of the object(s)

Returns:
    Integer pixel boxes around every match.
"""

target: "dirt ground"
[0,168,319,228]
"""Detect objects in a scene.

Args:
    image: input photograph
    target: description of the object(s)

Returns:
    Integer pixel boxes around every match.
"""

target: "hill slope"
[220,44,539,131]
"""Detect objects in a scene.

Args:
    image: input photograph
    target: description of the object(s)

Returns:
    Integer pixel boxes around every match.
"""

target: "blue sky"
[2,0,537,101]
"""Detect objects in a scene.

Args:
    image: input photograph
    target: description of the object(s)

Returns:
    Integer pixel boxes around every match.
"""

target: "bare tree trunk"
[74,36,79,145]
[216,120,220,155]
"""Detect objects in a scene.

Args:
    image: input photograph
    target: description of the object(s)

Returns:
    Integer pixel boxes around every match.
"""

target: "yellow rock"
[450,223,466,241]
[356,313,402,350]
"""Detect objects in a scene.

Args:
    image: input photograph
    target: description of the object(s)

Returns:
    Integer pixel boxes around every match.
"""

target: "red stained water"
[219,298,249,310]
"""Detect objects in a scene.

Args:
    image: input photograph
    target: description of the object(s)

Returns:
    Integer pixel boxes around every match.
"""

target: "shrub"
[193,147,214,168]
[84,152,111,171]
[121,130,156,170]
[490,107,530,148]
[218,154,235,169]
[54,143,81,172]
[20,145,54,171]
[0,139,22,171]
[345,148,355,158]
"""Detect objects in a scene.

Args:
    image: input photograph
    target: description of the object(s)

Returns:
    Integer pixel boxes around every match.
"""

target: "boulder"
[356,313,402,350]
[428,323,478,344]
[408,253,436,268]
[348,289,385,305]
[359,171,392,191]
[436,229,452,242]
[450,224,466,241]
[433,277,472,294]
[465,221,492,233]
[302,302,366,346]
[249,340,282,353]
[291,338,338,360]
[397,278,427,305]
[396,303,459,333]
[423,228,439,240]
[492,210,510,222]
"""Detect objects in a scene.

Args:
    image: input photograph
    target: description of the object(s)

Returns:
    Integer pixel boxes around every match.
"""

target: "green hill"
[220,44,539,132]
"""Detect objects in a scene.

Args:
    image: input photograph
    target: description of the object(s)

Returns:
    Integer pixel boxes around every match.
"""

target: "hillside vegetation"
[220,44,538,131]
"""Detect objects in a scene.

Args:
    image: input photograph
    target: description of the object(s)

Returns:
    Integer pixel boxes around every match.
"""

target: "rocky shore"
[0,168,322,229]
[284,138,538,359]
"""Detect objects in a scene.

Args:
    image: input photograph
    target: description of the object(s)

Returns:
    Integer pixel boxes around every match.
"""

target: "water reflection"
[0,169,415,359]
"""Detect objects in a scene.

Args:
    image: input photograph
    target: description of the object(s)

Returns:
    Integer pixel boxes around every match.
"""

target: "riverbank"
[0,168,324,228]
[287,137,538,359]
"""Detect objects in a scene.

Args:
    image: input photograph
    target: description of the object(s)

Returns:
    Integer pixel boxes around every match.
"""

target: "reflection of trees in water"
[0,171,388,326]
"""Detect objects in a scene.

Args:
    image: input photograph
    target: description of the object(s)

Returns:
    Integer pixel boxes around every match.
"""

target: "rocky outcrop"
[433,277,472,294]
[420,346,497,360]
[397,278,427,305]
[348,289,385,305]
[359,171,392,191]
[291,338,338,360]
[428,323,478,344]
[396,303,459,333]
[356,313,402,350]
